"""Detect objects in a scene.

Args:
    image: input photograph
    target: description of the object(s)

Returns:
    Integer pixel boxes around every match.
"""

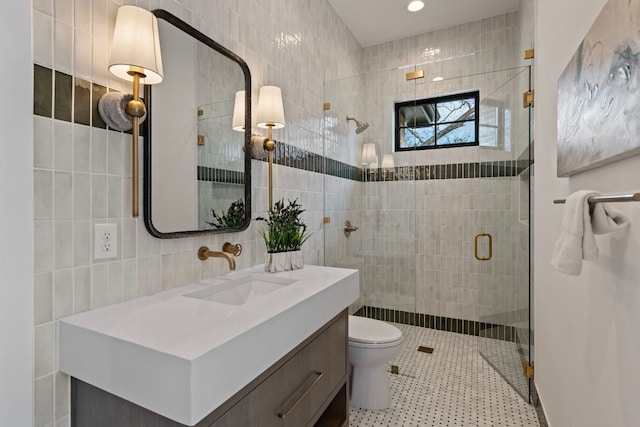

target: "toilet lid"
[348,315,402,345]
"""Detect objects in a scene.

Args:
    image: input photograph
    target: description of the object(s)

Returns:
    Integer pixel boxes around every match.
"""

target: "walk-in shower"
[323,59,532,400]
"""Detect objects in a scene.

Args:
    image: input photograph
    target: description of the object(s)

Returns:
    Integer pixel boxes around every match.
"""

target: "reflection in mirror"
[144,10,251,238]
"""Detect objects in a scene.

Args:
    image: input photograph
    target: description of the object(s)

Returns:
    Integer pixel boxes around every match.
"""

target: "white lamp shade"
[381,154,395,169]
[108,6,164,85]
[232,91,246,131]
[256,86,285,129]
[361,143,377,165]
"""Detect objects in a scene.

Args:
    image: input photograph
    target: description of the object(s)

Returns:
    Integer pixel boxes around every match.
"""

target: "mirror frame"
[143,9,252,238]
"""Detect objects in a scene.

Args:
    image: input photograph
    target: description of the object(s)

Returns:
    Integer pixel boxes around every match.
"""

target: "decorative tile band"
[34,64,110,129]
[263,141,362,181]
[33,63,532,183]
[362,159,531,182]
[197,166,245,185]
[354,305,518,342]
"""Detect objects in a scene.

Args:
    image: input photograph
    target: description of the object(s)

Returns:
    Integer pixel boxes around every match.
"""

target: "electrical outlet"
[94,223,118,260]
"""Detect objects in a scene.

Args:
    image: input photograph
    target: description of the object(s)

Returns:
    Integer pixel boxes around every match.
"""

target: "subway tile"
[91,127,108,172]
[34,65,53,117]
[91,36,110,86]
[54,0,73,26]
[53,121,73,174]
[34,170,53,220]
[75,32,93,79]
[91,83,108,129]
[73,267,91,313]
[34,0,53,14]
[107,130,124,175]
[54,71,73,122]
[54,269,73,319]
[54,21,73,74]
[107,175,123,218]
[73,125,91,172]
[34,221,54,273]
[34,116,54,168]
[33,12,54,67]
[91,263,108,309]
[54,172,73,219]
[73,220,91,266]
[34,374,54,427]
[34,273,53,325]
[74,78,91,126]
[73,173,91,219]
[74,0,91,32]
[91,174,107,218]
[108,261,124,304]
[34,323,55,378]
[54,371,70,422]
[54,221,73,269]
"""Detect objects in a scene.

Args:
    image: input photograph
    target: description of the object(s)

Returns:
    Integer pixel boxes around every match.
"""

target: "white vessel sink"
[185,275,297,306]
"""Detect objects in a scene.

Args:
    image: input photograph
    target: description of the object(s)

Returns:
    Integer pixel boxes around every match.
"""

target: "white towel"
[550,190,629,275]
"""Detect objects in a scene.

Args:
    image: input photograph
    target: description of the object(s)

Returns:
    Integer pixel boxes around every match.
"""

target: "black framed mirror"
[144,10,251,238]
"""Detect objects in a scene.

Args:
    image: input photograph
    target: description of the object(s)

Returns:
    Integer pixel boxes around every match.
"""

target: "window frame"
[394,90,480,152]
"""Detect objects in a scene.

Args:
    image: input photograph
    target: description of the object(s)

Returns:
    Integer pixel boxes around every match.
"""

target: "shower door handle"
[474,233,492,261]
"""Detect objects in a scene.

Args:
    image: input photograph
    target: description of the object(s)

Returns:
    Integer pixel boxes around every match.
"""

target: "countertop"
[58,264,359,425]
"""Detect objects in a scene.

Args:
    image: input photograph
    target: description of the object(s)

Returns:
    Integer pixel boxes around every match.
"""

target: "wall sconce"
[381,154,394,178]
[99,6,163,217]
[361,143,377,168]
[232,90,246,131]
[381,154,395,170]
[256,86,285,210]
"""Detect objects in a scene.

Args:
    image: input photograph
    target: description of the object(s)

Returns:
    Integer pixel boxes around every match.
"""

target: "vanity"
[59,265,359,426]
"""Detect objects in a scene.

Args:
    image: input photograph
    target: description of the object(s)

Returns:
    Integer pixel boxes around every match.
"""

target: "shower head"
[346,116,369,134]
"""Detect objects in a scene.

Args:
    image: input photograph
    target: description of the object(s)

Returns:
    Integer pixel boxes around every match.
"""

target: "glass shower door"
[476,66,532,400]
[322,69,420,383]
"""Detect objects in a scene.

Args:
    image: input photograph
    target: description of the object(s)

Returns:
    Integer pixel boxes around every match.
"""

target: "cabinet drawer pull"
[277,371,324,419]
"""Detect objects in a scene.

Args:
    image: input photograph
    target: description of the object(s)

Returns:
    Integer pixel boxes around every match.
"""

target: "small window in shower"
[394,91,479,151]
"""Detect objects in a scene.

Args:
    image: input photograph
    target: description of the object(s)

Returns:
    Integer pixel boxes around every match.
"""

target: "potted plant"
[207,199,245,229]
[256,198,310,272]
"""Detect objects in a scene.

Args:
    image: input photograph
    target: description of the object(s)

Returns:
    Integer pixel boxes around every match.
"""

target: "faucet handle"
[223,242,243,256]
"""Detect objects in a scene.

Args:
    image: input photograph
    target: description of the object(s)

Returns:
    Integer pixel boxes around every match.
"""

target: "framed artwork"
[557,0,640,176]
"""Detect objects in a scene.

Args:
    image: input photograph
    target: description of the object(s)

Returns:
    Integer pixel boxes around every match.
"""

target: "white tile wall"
[32,0,362,426]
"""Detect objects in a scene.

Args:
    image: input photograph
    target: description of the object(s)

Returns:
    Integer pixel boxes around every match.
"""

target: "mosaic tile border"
[197,166,245,185]
[354,305,518,342]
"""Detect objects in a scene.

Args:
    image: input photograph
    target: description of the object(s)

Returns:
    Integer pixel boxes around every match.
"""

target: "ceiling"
[327,0,520,47]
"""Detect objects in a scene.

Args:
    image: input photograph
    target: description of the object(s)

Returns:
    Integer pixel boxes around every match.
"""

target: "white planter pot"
[264,250,304,273]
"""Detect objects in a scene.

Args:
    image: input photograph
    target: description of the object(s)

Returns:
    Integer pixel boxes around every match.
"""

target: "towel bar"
[553,192,640,204]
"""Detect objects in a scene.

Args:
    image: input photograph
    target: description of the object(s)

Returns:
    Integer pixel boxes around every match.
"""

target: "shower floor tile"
[349,324,539,427]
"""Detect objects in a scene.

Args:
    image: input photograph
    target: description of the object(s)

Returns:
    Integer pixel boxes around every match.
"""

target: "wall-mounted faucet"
[198,243,242,270]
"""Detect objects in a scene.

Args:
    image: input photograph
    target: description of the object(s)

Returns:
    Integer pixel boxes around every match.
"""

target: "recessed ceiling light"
[432,76,444,82]
[407,1,425,12]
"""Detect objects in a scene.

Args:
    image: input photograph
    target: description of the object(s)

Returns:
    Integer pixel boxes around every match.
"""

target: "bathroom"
[2,0,640,426]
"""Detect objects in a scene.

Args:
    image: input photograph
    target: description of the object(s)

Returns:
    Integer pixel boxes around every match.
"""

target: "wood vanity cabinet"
[71,310,349,427]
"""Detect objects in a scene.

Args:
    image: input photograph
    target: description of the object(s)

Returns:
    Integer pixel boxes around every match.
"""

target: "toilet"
[348,315,403,410]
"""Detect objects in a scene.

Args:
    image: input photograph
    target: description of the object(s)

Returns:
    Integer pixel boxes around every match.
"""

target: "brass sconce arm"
[198,243,243,270]
[127,67,147,218]
[264,124,276,210]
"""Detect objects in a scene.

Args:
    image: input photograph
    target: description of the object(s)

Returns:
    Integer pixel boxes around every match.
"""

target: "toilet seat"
[348,315,403,348]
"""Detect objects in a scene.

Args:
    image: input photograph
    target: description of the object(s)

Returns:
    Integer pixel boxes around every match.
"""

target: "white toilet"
[348,315,403,410]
